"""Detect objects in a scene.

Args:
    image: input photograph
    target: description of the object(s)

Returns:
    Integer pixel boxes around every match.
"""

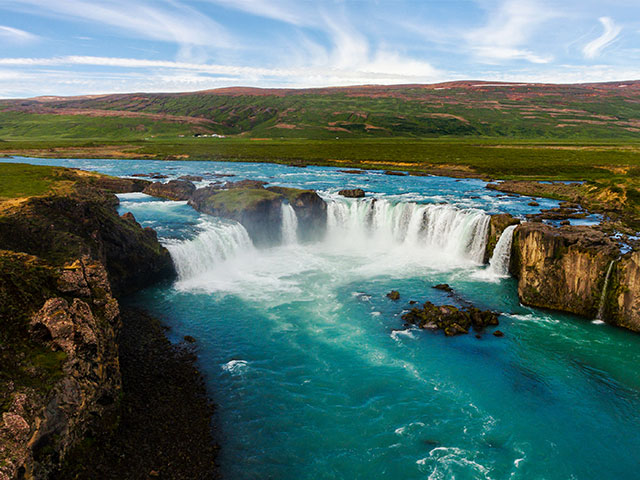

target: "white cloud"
[1,0,230,48]
[0,54,445,97]
[0,25,38,43]
[466,0,556,63]
[583,17,621,59]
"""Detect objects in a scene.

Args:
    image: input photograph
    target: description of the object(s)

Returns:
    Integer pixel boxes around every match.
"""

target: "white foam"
[222,359,249,375]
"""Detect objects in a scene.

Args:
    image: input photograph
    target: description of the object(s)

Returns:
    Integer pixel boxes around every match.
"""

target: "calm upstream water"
[5,157,640,479]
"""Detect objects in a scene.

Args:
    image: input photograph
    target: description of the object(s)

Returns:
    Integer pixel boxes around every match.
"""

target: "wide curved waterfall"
[281,203,298,244]
[165,220,254,280]
[326,198,490,263]
[486,224,517,277]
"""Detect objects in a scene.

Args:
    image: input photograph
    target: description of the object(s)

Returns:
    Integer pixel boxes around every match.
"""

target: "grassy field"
[0,163,80,200]
[2,137,640,180]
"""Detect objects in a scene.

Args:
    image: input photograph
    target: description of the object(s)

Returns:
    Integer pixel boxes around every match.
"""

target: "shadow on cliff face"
[53,307,219,480]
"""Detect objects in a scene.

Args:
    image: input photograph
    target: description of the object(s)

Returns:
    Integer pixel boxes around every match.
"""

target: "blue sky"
[0,0,639,97]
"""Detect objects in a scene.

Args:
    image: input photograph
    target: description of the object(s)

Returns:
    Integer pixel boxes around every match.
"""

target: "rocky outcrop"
[402,302,499,336]
[266,186,327,242]
[338,188,365,198]
[0,185,175,295]
[143,179,196,201]
[1,258,121,480]
[510,223,619,318]
[0,171,177,479]
[189,182,327,246]
[484,213,520,263]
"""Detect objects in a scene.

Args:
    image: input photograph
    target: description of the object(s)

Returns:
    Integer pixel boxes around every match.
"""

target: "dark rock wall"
[510,223,619,319]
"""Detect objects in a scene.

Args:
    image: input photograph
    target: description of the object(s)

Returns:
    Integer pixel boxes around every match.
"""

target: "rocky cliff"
[606,251,640,332]
[510,223,620,319]
[0,167,176,479]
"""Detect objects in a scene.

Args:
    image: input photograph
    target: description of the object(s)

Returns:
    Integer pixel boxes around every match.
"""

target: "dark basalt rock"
[433,283,453,292]
[387,290,400,301]
[266,186,327,243]
[339,169,366,174]
[338,188,365,198]
[384,170,407,176]
[526,207,587,221]
[227,179,268,189]
[189,182,327,247]
[143,180,196,201]
[178,175,204,182]
[528,201,540,206]
[402,301,499,336]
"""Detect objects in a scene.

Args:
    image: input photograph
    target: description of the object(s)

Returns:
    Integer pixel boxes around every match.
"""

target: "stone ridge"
[0,173,178,479]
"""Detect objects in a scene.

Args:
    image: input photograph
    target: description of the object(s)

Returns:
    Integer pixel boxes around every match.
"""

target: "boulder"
[143,180,196,201]
[402,302,499,336]
[387,290,400,301]
[338,188,365,198]
[178,175,204,182]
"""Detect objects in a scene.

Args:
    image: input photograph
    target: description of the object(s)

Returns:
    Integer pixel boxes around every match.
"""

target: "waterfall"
[281,203,298,244]
[326,198,490,262]
[486,225,517,277]
[165,220,254,280]
[595,260,615,322]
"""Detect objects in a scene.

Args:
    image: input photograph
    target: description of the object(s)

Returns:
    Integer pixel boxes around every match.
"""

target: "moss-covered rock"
[189,182,327,246]
[0,185,174,295]
[402,301,499,336]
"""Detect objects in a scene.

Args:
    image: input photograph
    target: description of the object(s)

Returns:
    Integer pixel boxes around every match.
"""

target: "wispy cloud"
[0,25,38,43]
[583,17,621,59]
[466,0,555,64]
[0,55,444,95]
[2,0,230,49]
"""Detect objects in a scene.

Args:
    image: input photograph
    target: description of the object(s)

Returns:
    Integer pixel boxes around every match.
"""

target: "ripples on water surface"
[4,157,640,480]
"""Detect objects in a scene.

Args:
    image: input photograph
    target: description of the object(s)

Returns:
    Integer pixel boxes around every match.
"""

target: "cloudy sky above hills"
[0,0,639,97]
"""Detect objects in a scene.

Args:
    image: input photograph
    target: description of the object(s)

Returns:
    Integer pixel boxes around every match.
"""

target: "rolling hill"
[2,81,640,140]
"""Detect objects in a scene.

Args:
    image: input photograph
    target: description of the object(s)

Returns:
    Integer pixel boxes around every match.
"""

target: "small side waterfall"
[595,260,615,322]
[281,203,298,245]
[165,220,254,280]
[486,225,517,277]
[326,198,490,262]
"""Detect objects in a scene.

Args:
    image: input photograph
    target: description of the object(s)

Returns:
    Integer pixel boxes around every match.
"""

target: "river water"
[4,157,640,480]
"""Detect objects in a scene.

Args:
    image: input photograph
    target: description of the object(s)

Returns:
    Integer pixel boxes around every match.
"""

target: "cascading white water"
[486,224,517,277]
[165,220,254,280]
[595,260,615,322]
[281,203,298,244]
[326,198,490,262]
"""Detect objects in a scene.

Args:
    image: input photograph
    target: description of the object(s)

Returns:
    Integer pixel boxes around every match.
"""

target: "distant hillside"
[2,81,640,140]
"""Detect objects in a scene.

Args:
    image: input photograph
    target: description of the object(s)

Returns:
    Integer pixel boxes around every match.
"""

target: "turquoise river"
[4,157,640,480]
